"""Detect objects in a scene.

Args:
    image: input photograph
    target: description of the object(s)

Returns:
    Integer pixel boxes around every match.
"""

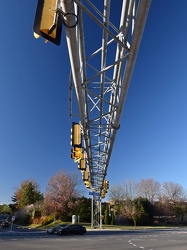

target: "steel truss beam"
[60,0,151,226]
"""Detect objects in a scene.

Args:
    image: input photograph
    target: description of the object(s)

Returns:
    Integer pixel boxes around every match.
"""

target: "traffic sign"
[89,191,100,197]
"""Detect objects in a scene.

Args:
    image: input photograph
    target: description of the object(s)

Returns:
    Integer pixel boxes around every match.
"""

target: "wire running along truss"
[60,0,151,194]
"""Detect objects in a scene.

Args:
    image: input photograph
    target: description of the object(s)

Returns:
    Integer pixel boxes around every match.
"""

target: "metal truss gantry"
[60,0,151,227]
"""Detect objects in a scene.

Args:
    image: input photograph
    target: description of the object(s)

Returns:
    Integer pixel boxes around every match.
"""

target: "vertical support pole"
[91,195,102,229]
[91,195,94,228]
[100,200,102,229]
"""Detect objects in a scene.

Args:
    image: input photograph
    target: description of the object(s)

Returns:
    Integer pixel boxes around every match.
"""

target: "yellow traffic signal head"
[101,190,106,199]
[33,0,62,45]
[106,180,109,189]
[71,147,82,162]
[82,167,89,181]
[71,123,81,147]
[104,180,109,190]
[78,158,86,171]
[84,181,90,189]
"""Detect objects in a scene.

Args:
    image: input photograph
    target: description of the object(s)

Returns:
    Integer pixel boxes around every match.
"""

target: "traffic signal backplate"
[33,0,62,45]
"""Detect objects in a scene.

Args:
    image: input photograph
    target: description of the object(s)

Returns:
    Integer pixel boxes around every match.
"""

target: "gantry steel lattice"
[60,0,151,195]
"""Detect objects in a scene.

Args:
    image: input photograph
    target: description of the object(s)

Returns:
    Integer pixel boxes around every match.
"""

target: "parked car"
[47,224,67,234]
[58,224,86,236]
[0,221,9,228]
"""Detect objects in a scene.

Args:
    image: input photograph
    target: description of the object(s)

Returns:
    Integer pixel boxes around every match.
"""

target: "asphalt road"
[0,227,187,250]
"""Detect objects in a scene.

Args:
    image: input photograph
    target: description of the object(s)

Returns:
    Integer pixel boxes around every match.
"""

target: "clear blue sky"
[1,1,187,204]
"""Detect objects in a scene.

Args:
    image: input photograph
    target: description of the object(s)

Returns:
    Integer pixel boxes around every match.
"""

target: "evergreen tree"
[111,211,115,225]
[0,204,12,214]
[12,180,43,208]
[131,199,145,227]
[132,197,154,226]
[75,197,91,223]
[104,205,110,225]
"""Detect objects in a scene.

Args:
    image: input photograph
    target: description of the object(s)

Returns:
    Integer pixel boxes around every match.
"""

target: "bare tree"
[161,181,186,204]
[108,184,125,221]
[137,178,160,203]
[123,179,137,200]
[108,181,137,223]
[108,180,137,201]
[108,184,124,201]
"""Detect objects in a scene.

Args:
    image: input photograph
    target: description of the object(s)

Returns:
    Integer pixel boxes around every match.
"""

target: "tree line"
[107,179,187,226]
[1,169,91,224]
[1,173,187,226]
